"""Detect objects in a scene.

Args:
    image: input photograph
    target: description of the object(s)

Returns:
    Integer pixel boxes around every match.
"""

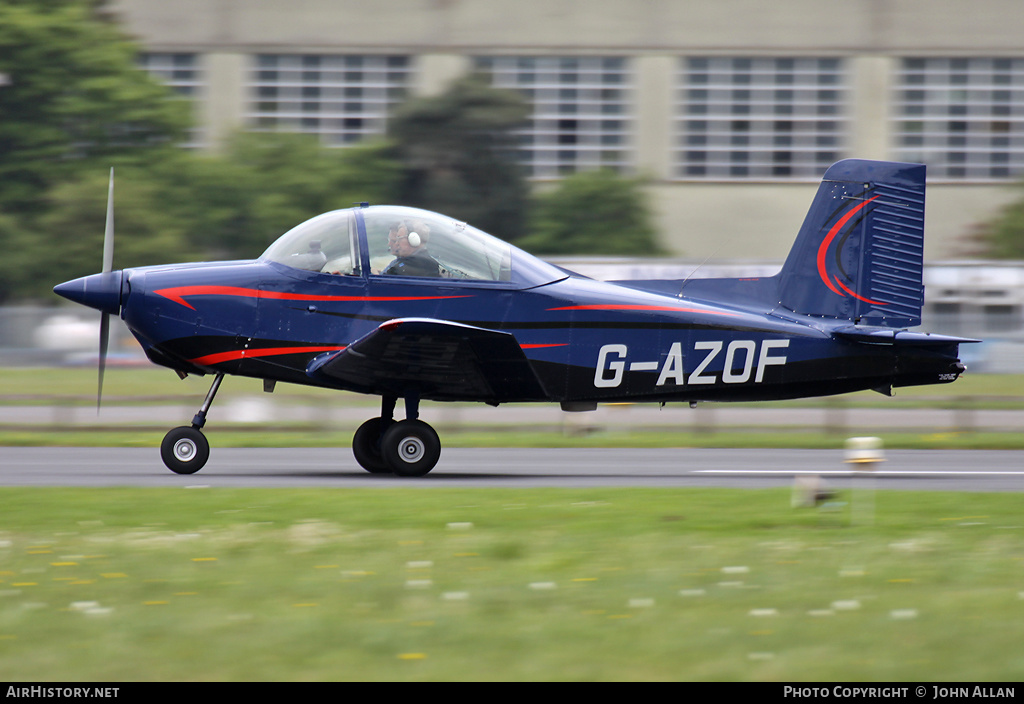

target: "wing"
[306,318,549,402]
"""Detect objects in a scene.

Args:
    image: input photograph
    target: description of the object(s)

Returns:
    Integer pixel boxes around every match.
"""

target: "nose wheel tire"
[161,426,210,475]
[352,417,393,474]
[380,419,441,477]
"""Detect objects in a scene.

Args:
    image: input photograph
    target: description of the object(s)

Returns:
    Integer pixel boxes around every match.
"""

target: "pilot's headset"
[406,230,422,247]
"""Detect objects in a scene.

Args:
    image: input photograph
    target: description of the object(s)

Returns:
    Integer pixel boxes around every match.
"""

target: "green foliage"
[151,133,403,258]
[979,188,1024,258]
[0,134,404,301]
[2,487,1024,680]
[0,0,190,213]
[520,170,663,256]
[0,2,658,301]
[388,74,531,241]
[219,132,401,250]
[18,167,200,300]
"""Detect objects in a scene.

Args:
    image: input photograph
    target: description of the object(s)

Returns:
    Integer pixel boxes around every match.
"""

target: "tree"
[978,189,1024,258]
[387,74,531,242]
[155,132,403,259]
[519,169,664,256]
[1,167,201,301]
[0,127,405,302]
[0,0,190,213]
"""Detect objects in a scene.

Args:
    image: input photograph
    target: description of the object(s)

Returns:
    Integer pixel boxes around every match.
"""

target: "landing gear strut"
[160,373,223,475]
[352,394,441,477]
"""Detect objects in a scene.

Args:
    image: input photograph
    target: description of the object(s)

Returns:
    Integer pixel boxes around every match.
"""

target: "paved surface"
[4,447,1024,491]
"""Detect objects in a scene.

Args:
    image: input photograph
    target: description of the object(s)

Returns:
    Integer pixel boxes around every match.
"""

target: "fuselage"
[54,199,968,408]
[50,165,975,478]
[111,257,960,405]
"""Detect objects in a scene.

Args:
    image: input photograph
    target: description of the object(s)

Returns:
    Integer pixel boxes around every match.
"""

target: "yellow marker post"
[845,436,884,525]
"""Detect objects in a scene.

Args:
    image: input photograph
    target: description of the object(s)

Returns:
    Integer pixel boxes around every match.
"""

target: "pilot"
[381,220,441,277]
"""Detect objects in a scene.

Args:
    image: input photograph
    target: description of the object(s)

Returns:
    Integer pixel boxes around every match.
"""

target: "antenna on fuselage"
[677,245,722,298]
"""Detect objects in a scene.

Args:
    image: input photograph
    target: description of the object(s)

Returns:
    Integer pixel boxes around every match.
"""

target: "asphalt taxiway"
[3,447,1024,491]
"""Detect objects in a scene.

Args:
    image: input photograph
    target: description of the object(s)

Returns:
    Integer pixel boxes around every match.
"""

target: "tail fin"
[776,159,926,328]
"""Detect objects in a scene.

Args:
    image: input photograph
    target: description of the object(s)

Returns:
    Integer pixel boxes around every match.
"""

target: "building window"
[140,52,202,97]
[139,52,204,148]
[677,57,846,179]
[247,55,411,145]
[474,56,632,178]
[894,58,1024,180]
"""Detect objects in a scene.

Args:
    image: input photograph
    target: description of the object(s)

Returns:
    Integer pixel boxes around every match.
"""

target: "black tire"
[380,419,441,477]
[160,426,210,475]
[352,417,392,474]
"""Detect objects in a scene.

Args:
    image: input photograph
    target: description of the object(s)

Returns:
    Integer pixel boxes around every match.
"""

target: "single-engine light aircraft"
[54,159,976,477]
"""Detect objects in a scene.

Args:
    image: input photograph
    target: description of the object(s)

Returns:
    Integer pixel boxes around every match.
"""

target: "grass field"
[3,368,1023,680]
[1,487,1022,681]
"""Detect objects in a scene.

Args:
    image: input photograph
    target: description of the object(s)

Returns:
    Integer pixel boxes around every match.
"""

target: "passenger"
[381,220,441,277]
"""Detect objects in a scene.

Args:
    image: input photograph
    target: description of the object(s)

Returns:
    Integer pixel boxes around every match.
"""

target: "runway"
[3,447,1024,491]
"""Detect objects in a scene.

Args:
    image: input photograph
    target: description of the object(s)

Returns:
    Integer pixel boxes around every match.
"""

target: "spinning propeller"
[52,170,123,411]
[97,168,115,411]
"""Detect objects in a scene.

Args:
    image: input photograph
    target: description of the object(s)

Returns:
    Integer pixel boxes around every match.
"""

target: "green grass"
[1,487,1022,681]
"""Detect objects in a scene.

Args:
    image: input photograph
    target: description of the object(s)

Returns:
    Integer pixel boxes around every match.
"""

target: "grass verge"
[1,487,1022,681]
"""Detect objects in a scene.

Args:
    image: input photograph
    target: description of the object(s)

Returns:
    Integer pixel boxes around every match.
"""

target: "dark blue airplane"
[54,159,976,477]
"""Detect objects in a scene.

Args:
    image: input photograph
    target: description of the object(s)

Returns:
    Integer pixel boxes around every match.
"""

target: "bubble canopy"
[261,205,567,288]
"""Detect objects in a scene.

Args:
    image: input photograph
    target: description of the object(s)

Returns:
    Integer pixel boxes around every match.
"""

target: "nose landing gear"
[160,373,223,475]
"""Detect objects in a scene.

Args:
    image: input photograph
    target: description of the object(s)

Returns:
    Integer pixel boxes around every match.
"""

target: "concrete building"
[113,0,1024,260]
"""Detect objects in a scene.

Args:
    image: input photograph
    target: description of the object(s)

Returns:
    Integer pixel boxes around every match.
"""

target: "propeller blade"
[98,312,109,412]
[102,168,114,274]
[98,168,114,411]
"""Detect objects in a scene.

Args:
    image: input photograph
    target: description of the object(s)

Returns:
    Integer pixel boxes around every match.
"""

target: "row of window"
[140,53,1024,181]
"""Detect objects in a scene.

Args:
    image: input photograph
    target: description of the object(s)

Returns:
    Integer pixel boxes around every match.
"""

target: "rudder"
[775,159,926,328]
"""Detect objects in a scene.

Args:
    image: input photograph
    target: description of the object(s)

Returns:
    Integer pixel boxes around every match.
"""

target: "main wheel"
[352,417,392,474]
[161,426,210,475]
[380,419,441,477]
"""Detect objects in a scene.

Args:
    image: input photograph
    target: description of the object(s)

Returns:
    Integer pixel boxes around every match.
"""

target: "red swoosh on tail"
[816,196,879,297]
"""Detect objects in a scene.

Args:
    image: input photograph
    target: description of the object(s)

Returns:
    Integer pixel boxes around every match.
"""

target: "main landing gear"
[160,373,222,475]
[352,394,441,477]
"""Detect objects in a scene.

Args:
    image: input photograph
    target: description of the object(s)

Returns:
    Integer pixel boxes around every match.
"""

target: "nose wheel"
[161,426,210,474]
[160,373,223,475]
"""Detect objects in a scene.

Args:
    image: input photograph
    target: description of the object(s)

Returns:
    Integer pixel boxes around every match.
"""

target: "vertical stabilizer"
[775,159,926,327]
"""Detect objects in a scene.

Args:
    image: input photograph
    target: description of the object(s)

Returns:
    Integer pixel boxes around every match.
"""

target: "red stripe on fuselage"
[189,345,345,366]
[190,341,563,367]
[154,285,471,310]
[546,304,738,317]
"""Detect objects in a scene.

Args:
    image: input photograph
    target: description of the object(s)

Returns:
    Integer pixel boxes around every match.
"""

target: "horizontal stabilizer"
[832,326,980,346]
